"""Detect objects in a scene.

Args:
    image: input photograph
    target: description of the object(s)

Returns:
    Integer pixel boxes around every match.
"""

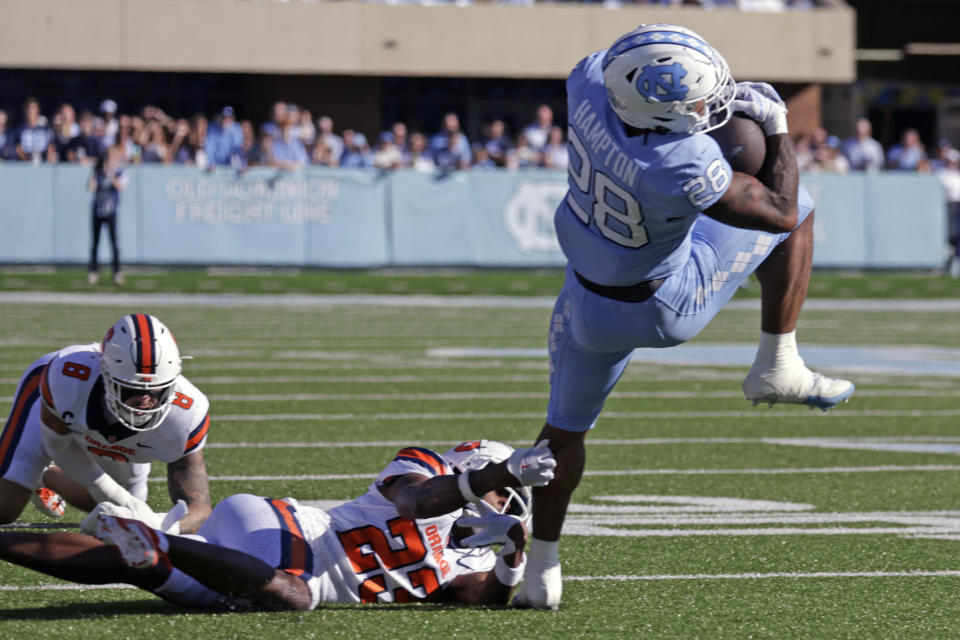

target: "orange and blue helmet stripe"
[266,498,314,581]
[394,447,450,477]
[131,313,156,375]
[0,365,44,476]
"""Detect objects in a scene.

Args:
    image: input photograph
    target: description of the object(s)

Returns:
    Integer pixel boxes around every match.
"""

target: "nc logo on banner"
[503,181,566,254]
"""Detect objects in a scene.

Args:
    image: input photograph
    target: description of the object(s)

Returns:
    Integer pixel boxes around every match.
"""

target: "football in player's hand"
[708,114,766,176]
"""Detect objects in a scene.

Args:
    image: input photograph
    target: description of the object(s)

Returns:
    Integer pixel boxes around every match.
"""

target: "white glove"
[158,499,189,535]
[119,494,164,528]
[456,500,525,556]
[79,501,152,535]
[79,497,176,535]
[512,537,562,610]
[505,439,557,487]
[732,81,788,136]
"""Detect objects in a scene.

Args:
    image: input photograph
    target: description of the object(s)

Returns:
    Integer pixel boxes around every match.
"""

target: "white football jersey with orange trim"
[35,344,210,464]
[297,446,494,605]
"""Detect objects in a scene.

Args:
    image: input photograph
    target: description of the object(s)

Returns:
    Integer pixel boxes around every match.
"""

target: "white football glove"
[456,499,525,556]
[513,537,561,610]
[159,499,189,535]
[80,498,187,535]
[80,501,152,535]
[732,81,788,137]
[116,494,162,526]
[505,439,557,487]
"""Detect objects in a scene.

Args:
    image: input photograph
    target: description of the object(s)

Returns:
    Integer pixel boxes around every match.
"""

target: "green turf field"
[1,273,960,639]
[3,265,960,298]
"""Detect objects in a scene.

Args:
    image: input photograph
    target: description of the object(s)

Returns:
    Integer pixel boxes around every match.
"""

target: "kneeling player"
[0,313,212,534]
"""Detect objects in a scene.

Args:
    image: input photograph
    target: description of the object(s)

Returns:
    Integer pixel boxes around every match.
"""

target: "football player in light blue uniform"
[515,24,855,610]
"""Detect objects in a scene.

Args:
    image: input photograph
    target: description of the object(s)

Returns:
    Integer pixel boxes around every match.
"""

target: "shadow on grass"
[2,598,517,621]
[1,598,187,620]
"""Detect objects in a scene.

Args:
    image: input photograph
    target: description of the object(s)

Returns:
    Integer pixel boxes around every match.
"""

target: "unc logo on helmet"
[636,62,689,102]
[602,24,735,135]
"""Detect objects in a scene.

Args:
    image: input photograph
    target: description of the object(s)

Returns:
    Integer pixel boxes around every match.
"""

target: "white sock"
[527,537,560,566]
[753,330,804,371]
[149,529,170,554]
[153,567,224,608]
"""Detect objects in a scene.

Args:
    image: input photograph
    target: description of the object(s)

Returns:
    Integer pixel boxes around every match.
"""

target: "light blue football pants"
[546,187,814,432]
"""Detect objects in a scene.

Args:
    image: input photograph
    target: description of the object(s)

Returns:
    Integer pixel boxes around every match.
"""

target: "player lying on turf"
[0,313,212,534]
[0,439,556,610]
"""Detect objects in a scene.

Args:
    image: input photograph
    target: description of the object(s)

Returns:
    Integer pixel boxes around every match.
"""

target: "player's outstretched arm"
[39,404,150,513]
[385,441,556,520]
[437,515,527,605]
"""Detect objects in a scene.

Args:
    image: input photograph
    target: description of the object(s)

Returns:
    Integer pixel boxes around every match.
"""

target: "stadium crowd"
[0,98,574,173]
[4,97,959,180]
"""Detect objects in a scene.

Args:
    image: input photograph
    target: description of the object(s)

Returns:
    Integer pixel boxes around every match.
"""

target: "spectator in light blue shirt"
[316,116,344,166]
[434,131,471,172]
[479,119,513,168]
[522,104,553,152]
[339,130,372,169]
[430,112,471,162]
[205,106,245,168]
[16,97,54,163]
[270,120,309,170]
[886,128,928,171]
[841,118,885,171]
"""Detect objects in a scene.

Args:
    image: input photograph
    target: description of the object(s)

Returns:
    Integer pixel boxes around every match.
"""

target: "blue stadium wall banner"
[0,166,946,269]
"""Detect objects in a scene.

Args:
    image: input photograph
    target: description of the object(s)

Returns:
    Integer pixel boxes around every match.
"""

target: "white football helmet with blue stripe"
[602,24,736,135]
[100,313,181,431]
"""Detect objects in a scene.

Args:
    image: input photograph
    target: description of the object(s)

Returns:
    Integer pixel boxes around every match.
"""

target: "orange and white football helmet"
[100,313,181,431]
[443,440,531,523]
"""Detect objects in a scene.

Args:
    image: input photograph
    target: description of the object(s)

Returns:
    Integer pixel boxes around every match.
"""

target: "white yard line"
[0,374,551,386]
[203,436,960,449]
[208,409,960,421]
[583,465,960,476]
[564,570,960,582]
[142,464,960,482]
[199,389,960,402]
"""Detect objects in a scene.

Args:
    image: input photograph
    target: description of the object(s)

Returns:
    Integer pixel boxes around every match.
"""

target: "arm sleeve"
[40,426,132,505]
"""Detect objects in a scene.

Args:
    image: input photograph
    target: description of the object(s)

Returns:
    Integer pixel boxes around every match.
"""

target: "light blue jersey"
[547,50,814,432]
[556,52,734,286]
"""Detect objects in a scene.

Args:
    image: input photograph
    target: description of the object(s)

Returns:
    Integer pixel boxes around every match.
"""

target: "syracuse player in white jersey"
[515,24,856,609]
[0,439,556,610]
[0,313,211,534]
